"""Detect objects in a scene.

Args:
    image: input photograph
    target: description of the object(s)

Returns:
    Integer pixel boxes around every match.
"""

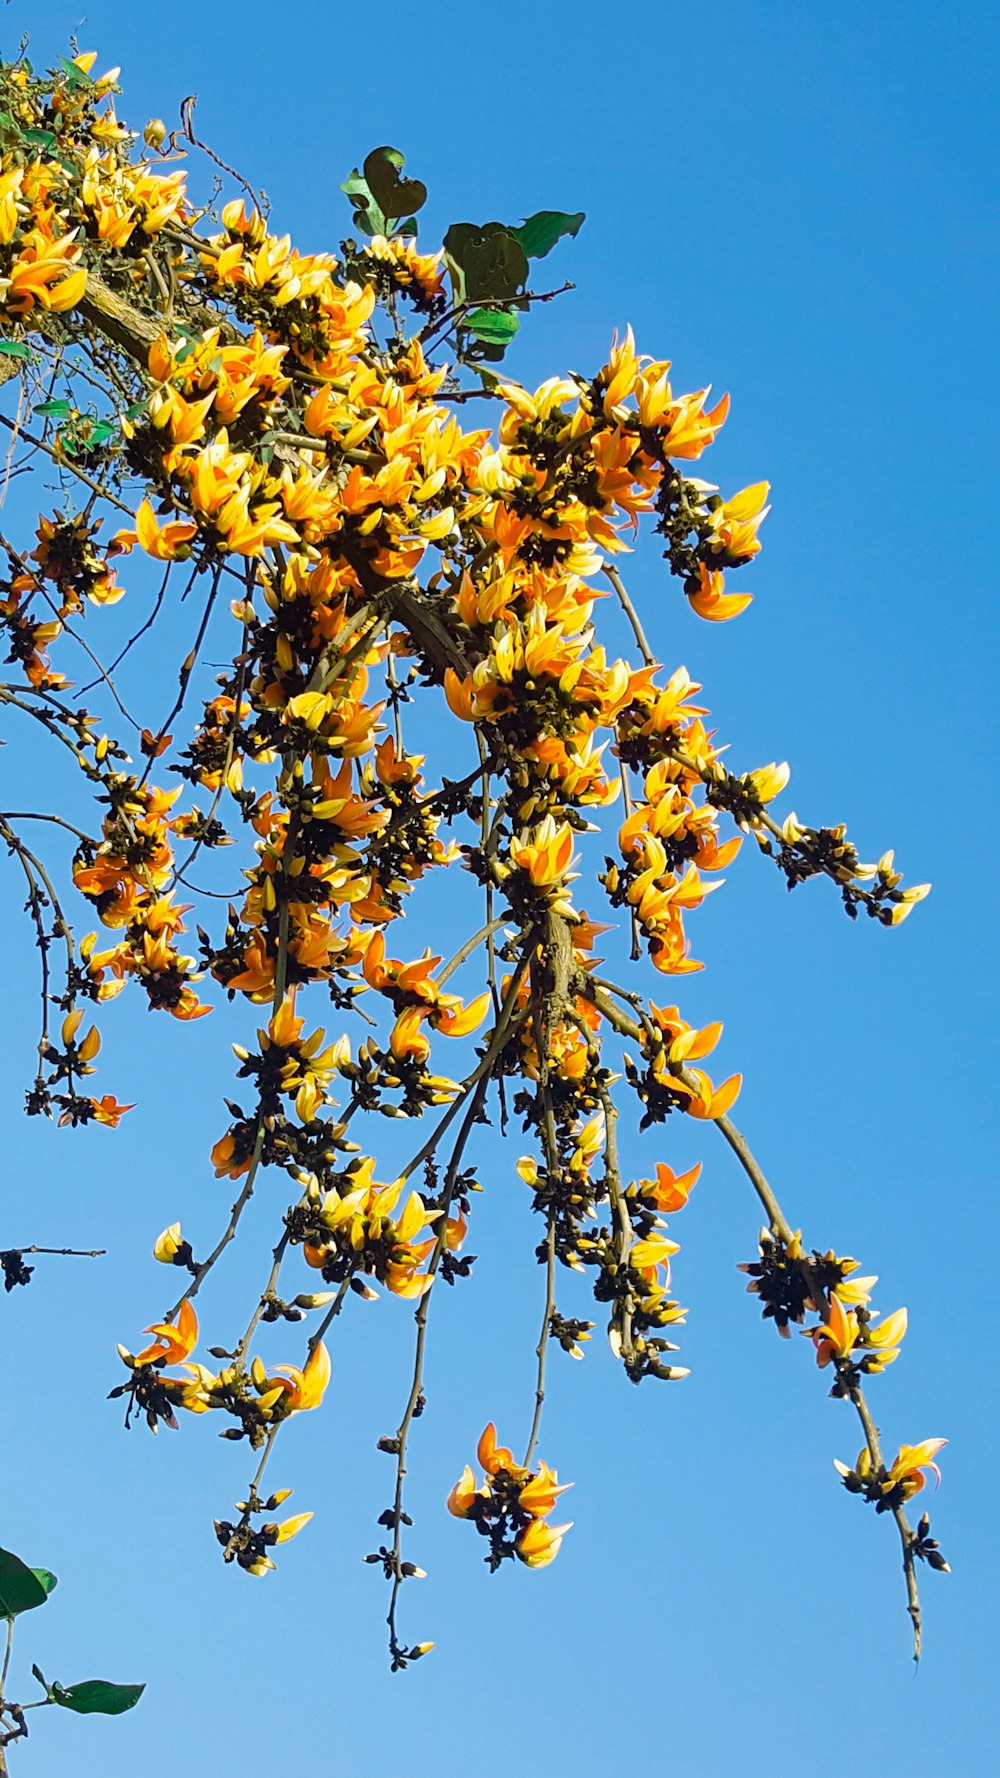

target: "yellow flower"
[514,1517,572,1568]
[746,761,791,805]
[862,1305,908,1371]
[517,1462,573,1519]
[113,498,197,562]
[707,481,770,560]
[511,817,575,890]
[883,1438,947,1501]
[268,1340,332,1412]
[273,1511,314,1543]
[153,1222,185,1263]
[44,266,88,313]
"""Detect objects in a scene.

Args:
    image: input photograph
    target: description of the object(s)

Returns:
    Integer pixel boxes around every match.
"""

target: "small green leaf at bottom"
[51,1680,145,1716]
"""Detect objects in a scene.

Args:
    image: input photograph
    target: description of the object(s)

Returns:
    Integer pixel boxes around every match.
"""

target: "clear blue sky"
[2,2,997,1773]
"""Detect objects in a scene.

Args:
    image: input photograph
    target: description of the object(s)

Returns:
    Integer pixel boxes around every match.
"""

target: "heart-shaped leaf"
[51,1679,145,1716]
[443,224,529,306]
[0,1548,51,1619]
[362,148,427,224]
[511,209,585,260]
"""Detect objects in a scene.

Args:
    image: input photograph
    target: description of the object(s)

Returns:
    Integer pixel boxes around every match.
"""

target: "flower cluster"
[447,1424,573,1570]
[0,45,941,1665]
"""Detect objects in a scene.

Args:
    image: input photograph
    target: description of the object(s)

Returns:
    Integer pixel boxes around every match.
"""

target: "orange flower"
[88,1094,136,1128]
[687,563,752,623]
[638,1161,702,1213]
[134,1298,198,1367]
[211,1130,252,1179]
[883,1438,947,1501]
[682,1069,742,1121]
[446,1465,481,1519]
[811,1293,858,1368]
[477,1422,517,1476]
[112,497,197,561]
[517,1461,573,1519]
[389,1006,432,1063]
[268,1340,331,1412]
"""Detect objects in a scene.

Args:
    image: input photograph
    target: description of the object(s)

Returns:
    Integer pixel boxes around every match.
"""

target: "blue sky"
[1,2,997,1773]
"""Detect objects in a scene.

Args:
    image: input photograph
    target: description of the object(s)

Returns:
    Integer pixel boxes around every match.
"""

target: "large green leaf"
[362,148,427,224]
[443,223,529,306]
[0,1548,51,1619]
[464,306,520,348]
[51,1680,145,1716]
[30,1568,57,1600]
[0,341,31,360]
[510,210,585,260]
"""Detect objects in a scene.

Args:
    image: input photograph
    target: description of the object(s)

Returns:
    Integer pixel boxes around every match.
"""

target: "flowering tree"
[0,44,947,1733]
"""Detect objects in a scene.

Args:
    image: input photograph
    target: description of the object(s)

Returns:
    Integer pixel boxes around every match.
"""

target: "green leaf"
[89,421,115,446]
[443,224,529,306]
[362,147,427,224]
[21,127,57,150]
[33,400,72,420]
[464,306,520,348]
[58,56,95,89]
[30,1569,58,1601]
[394,216,419,239]
[0,1548,51,1619]
[510,209,585,261]
[124,400,148,421]
[51,1680,145,1717]
[0,340,31,360]
[339,166,385,238]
